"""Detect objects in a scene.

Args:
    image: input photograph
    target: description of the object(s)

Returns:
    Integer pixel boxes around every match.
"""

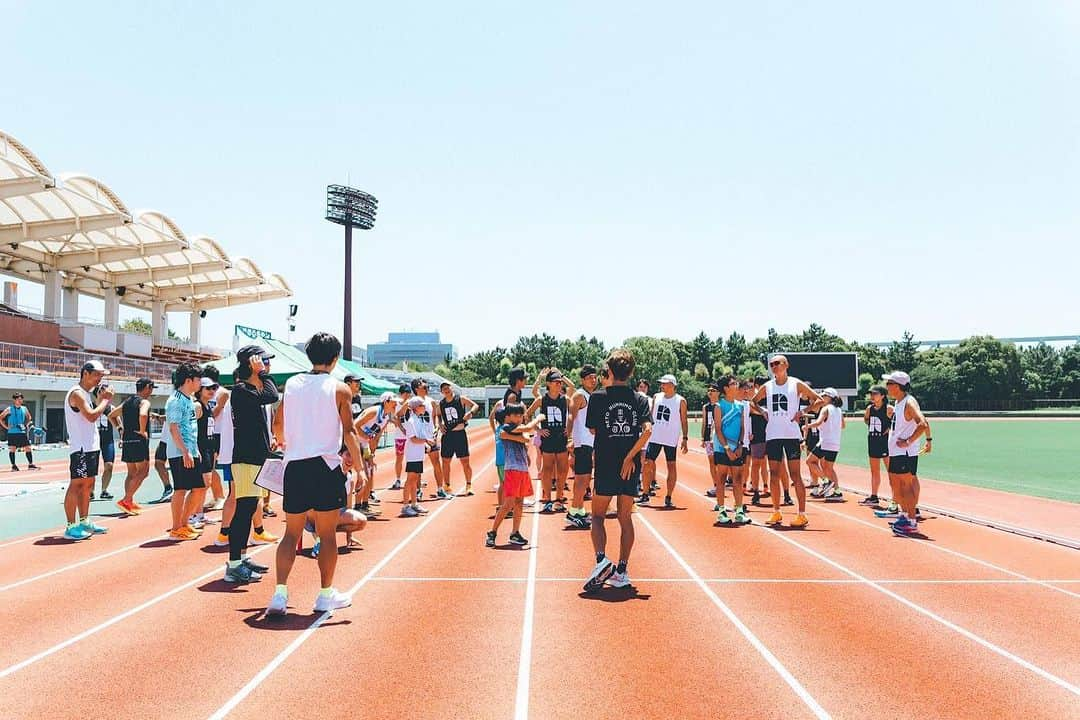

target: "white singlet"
[65,386,99,453]
[282,373,343,469]
[817,405,842,452]
[650,392,683,447]
[217,394,234,465]
[571,388,593,447]
[764,377,802,441]
[888,395,920,457]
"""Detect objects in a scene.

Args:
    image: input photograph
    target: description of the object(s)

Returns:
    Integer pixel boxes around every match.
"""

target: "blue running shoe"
[312,538,321,558]
[81,519,108,534]
[64,523,92,541]
[892,519,918,537]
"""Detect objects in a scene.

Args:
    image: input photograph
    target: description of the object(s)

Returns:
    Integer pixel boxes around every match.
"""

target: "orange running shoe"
[169,527,196,540]
[766,511,783,526]
[116,499,139,515]
[129,500,144,511]
[789,514,809,528]
[251,529,279,545]
[187,524,204,536]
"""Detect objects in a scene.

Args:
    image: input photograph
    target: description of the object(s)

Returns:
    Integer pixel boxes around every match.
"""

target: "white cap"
[882,371,911,386]
[659,374,678,386]
[821,387,839,398]
[379,391,395,403]
[407,396,426,409]
[199,377,217,387]
[81,360,110,375]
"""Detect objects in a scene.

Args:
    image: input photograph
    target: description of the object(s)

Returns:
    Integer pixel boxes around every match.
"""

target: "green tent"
[212,338,396,395]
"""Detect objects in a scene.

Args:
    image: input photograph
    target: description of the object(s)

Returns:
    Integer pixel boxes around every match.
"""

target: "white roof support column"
[104,287,121,331]
[151,299,167,345]
[189,310,202,346]
[62,286,79,321]
[42,270,62,320]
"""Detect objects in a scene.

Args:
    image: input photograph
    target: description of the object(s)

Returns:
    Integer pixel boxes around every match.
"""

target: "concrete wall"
[0,314,62,348]
[116,332,153,358]
[59,324,117,354]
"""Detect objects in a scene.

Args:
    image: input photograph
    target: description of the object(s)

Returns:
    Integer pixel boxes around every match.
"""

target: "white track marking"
[812,503,1080,600]
[369,576,1080,585]
[207,461,493,720]
[0,535,166,593]
[0,543,274,679]
[513,480,541,720]
[636,511,831,719]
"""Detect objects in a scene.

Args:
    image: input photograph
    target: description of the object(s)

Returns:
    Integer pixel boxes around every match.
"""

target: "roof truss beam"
[51,238,185,270]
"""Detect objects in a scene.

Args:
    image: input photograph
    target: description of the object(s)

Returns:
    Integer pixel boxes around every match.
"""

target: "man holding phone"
[62,361,115,541]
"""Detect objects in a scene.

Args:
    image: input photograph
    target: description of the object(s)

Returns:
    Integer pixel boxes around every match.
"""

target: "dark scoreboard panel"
[771,352,859,391]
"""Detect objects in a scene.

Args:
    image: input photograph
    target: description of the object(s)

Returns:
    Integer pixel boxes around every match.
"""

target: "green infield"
[687,418,1080,503]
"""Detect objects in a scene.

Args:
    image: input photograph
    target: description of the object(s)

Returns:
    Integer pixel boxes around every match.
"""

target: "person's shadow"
[241,607,352,630]
[578,586,650,603]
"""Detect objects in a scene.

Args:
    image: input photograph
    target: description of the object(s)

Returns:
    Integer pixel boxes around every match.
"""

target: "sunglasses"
[769,360,783,367]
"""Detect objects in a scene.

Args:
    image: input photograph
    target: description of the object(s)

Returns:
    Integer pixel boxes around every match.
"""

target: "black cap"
[546,370,564,382]
[439,381,451,389]
[12,392,24,399]
[237,345,275,364]
[398,383,411,394]
[135,378,156,391]
[579,364,597,379]
[343,374,361,384]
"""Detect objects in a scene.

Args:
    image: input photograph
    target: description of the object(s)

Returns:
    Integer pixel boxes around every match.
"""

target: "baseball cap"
[882,371,911,386]
[12,392,24,399]
[869,384,887,396]
[579,364,597,379]
[659,373,678,386]
[546,370,563,382]
[237,345,275,364]
[398,383,411,394]
[81,360,110,375]
[379,391,395,403]
[407,396,426,409]
[200,377,218,388]
[135,378,156,391]
[821,387,840,399]
[343,374,361,384]
[439,381,452,389]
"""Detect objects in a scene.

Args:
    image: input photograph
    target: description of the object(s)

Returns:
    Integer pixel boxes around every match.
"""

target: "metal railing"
[0,341,175,383]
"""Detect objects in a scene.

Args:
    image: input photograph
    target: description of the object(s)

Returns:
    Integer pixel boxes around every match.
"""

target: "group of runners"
[11,335,932,610]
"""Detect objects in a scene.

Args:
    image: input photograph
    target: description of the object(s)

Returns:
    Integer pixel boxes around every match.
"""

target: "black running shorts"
[440,430,470,459]
[867,437,888,459]
[811,447,838,463]
[645,443,676,462]
[168,456,205,490]
[540,431,568,455]
[283,456,348,514]
[155,441,167,462]
[765,439,801,462]
[6,432,29,449]
[714,446,747,467]
[405,460,424,474]
[69,450,100,480]
[121,437,150,463]
[889,454,919,476]
[594,471,639,498]
[573,445,593,476]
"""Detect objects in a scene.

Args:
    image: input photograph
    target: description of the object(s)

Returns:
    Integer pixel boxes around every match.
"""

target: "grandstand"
[0,130,291,443]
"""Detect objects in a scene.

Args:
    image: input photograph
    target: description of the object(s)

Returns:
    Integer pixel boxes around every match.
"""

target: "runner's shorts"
[168,456,205,490]
[811,447,838,463]
[395,437,407,455]
[750,442,767,460]
[502,469,533,498]
[121,437,149,463]
[573,445,593,475]
[231,462,267,499]
[765,439,801,462]
[100,441,115,464]
[69,450,100,480]
[645,443,676,462]
[889,454,919,476]
[283,457,348,514]
[217,463,233,484]
[6,432,29,449]
[540,431,568,455]
[405,460,423,474]
[714,446,747,467]
[868,437,889,459]
[155,441,167,462]
[440,430,470,459]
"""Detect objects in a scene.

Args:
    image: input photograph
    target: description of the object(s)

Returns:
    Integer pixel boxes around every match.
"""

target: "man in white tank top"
[567,364,599,528]
[749,355,825,528]
[639,374,688,509]
[803,388,846,501]
[881,371,932,537]
[266,333,365,617]
[62,361,115,541]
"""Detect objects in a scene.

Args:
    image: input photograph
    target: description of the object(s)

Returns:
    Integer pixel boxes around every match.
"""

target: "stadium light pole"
[325,185,377,360]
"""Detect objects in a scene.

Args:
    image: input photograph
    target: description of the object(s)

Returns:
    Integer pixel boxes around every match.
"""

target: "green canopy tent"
[335,358,398,395]
[212,338,397,395]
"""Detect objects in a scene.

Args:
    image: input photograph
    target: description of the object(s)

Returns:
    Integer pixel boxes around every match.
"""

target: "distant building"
[367,331,455,368]
[296,342,366,365]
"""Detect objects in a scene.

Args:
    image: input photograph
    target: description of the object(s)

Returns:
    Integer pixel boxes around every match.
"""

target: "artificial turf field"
[687,418,1080,503]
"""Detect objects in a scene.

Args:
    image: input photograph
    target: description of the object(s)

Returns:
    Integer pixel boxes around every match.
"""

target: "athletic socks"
[596,551,606,564]
[220,526,230,536]
[8,451,15,466]
[275,584,288,597]
[616,561,627,575]
[227,559,242,569]
[318,587,334,598]
[25,451,33,465]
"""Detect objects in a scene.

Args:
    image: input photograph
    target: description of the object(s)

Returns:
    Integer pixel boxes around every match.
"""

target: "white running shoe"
[607,571,631,588]
[313,589,352,613]
[583,558,614,593]
[266,591,288,617]
[211,498,226,511]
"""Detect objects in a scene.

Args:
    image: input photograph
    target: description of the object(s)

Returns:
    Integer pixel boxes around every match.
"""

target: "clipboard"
[254,458,285,496]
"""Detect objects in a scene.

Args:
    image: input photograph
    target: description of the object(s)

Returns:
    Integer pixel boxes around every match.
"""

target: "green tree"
[909,347,960,409]
[676,370,707,409]
[797,323,847,352]
[621,336,678,388]
[554,336,606,375]
[1052,343,1080,399]
[849,342,888,381]
[511,334,559,368]
[670,338,694,373]
[857,372,875,401]
[120,317,179,340]
[737,359,767,380]
[952,336,1022,402]
[1020,343,1060,398]
[712,360,733,379]
[724,332,749,368]
[689,332,715,370]
[693,362,710,380]
[887,331,919,373]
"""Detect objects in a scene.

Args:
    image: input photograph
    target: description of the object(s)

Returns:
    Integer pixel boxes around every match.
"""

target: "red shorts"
[502,469,533,498]
[395,438,406,455]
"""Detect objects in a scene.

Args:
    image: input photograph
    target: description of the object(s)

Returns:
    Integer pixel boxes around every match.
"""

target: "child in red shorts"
[486,403,543,547]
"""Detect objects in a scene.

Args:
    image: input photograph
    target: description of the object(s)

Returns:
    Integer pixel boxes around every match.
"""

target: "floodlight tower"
[325,185,378,360]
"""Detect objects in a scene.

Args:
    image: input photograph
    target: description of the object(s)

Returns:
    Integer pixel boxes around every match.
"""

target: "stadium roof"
[0,130,291,314]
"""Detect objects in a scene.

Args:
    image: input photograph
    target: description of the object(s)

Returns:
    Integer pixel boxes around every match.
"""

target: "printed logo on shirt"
[869,417,883,434]
[545,406,564,426]
[655,404,672,423]
[771,394,788,413]
[604,403,638,437]
[443,406,460,424]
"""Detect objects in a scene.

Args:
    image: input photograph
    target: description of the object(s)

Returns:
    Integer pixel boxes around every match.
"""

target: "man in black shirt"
[583,349,652,592]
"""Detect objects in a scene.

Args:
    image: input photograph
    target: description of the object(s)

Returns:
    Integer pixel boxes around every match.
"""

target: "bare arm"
[797,382,825,412]
[863,406,871,425]
[271,398,284,448]
[680,398,689,450]
[898,398,930,449]
[525,397,542,422]
[72,389,113,422]
[212,389,230,419]
[620,422,653,479]
[0,408,9,430]
[139,399,150,437]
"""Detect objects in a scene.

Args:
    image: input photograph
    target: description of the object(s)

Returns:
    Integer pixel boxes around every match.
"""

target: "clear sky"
[4,1,1079,356]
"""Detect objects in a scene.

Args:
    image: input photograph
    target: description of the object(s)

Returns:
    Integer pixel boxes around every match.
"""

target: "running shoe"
[506,509,514,518]
[705,487,717,498]
[782,493,794,506]
[211,498,226,511]
[189,515,206,531]
[824,490,844,501]
[436,488,449,499]
[251,529,279,545]
[27,464,41,470]
[766,511,784,526]
[9,465,18,472]
[891,517,918,537]
[915,507,924,520]
[369,492,381,504]
[63,523,92,541]
[583,558,615,593]
[390,479,403,490]
[169,527,197,541]
[266,591,288,617]
[81,518,108,534]
[242,557,269,573]
[313,589,352,613]
[214,532,229,546]
[89,491,96,500]
[789,514,809,528]
[542,501,554,513]
[99,491,114,500]
[360,504,382,517]
[713,503,721,512]
[607,571,631,588]
[401,505,419,518]
[262,506,277,517]
[636,494,649,506]
[508,531,528,546]
[751,490,761,506]
[151,487,174,504]
[485,530,496,548]
[311,539,321,558]
[734,507,750,525]
[716,507,732,525]
[651,480,660,491]
[464,484,474,496]
[553,501,566,513]
[414,504,429,514]
[664,496,674,509]
[186,524,204,536]
[859,496,880,506]
[224,562,261,584]
[725,478,733,488]
[116,499,139,515]
[874,507,901,518]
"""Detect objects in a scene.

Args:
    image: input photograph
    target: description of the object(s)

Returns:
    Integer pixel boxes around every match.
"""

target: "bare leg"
[100,461,114,494]
[170,490,188,531]
[275,512,308,585]
[664,459,677,498]
[554,453,569,503]
[787,459,806,513]
[590,494,613,556]
[461,457,473,490]
[155,459,170,490]
[642,458,656,496]
[869,457,882,497]
[616,494,635,563]
[768,460,783,511]
[313,509,341,588]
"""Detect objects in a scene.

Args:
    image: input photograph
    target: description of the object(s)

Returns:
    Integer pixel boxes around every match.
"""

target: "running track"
[0,425,1077,719]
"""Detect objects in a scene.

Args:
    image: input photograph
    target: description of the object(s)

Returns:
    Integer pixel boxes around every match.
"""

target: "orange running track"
[0,425,1077,719]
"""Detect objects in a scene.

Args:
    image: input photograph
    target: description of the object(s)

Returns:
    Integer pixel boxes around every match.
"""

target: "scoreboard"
[769,352,859,394]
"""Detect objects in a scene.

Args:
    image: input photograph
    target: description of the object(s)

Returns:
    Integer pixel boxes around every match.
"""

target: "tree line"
[429,325,1080,410]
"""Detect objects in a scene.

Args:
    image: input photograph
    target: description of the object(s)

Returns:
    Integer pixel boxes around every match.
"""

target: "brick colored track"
[0,426,1076,719]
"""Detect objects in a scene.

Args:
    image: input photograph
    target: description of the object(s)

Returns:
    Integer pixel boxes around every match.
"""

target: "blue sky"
[4,1,1079,356]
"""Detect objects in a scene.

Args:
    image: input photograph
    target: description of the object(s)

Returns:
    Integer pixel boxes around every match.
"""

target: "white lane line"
[761,522,1080,698]
[208,460,495,720]
[513,481,541,720]
[812,503,1080,601]
[0,543,274,680]
[636,511,831,719]
[370,576,1080,585]
[0,534,166,593]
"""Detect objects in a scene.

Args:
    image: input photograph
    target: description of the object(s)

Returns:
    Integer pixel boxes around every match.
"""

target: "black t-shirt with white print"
[585,385,652,481]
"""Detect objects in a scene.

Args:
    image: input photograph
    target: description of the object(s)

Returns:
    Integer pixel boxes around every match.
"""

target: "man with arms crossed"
[2,392,39,471]
[751,355,825,529]
[584,350,653,592]
[267,333,363,616]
